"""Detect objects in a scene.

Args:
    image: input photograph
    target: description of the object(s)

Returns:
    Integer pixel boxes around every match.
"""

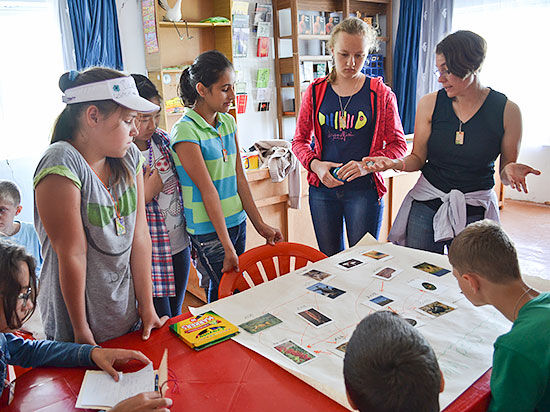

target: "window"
[453,0,550,147]
[0,0,64,159]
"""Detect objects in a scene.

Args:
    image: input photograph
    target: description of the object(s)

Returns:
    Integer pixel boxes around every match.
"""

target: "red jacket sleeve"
[371,89,407,159]
[292,84,317,172]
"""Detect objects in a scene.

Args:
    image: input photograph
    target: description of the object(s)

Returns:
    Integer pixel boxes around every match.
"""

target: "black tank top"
[422,88,507,193]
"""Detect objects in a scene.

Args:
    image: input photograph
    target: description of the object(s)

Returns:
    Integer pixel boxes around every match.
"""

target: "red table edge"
[443,369,492,412]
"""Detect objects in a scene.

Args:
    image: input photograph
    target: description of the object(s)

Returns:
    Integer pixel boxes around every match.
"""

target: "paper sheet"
[191,242,510,410]
[76,363,155,409]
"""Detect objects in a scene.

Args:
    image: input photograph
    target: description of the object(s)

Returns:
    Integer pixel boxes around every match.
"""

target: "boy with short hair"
[343,311,444,412]
[0,180,42,275]
[448,219,550,412]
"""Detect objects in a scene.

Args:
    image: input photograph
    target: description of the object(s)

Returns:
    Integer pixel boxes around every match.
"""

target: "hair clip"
[69,70,79,81]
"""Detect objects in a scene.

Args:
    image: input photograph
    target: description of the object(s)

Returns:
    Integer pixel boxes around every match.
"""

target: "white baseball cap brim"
[62,76,159,113]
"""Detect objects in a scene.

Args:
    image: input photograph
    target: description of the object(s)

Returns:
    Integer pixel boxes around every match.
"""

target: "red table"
[6,314,492,412]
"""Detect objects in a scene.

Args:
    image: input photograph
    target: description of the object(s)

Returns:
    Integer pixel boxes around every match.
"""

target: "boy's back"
[489,293,550,412]
[448,219,550,412]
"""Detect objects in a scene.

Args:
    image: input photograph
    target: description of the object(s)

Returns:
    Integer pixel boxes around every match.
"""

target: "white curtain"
[453,0,550,148]
[416,0,453,106]
[0,0,65,160]
[55,0,77,71]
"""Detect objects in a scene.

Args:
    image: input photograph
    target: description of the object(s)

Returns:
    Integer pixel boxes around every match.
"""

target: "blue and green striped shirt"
[170,108,246,235]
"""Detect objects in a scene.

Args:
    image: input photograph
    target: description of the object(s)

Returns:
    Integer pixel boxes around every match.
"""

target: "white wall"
[506,146,550,204]
[115,0,147,74]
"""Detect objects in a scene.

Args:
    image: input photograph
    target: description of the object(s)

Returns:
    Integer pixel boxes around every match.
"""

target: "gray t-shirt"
[34,141,144,343]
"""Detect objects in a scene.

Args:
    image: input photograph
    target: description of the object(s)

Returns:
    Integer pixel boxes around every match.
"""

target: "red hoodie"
[292,76,407,199]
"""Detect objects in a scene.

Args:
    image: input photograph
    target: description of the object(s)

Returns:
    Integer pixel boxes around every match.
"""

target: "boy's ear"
[346,389,358,410]
[15,205,22,216]
[462,272,481,294]
[439,369,445,393]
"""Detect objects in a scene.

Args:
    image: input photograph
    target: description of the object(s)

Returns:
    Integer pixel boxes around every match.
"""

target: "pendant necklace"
[89,164,126,236]
[454,88,487,145]
[338,94,353,130]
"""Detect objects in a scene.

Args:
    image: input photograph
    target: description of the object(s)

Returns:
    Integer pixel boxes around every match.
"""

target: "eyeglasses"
[433,67,452,78]
[17,287,32,305]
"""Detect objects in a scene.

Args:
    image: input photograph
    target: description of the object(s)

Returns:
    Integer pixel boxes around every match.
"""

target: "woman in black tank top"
[359,30,541,254]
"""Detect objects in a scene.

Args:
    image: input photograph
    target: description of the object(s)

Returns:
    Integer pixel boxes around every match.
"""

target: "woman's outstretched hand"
[501,162,541,193]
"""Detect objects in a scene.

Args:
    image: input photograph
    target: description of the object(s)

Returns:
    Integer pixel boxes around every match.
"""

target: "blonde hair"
[327,17,379,83]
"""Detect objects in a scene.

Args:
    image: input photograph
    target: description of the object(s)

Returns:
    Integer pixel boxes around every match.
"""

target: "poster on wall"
[142,0,159,53]
[233,28,250,58]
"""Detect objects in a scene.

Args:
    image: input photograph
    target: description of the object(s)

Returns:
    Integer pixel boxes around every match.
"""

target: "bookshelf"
[272,0,393,139]
[143,0,235,132]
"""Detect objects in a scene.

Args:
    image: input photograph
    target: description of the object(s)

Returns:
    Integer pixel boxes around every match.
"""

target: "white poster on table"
[191,242,509,410]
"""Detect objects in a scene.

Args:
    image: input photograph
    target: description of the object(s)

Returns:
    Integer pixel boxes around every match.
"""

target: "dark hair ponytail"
[131,73,161,101]
[52,67,133,185]
[178,50,233,108]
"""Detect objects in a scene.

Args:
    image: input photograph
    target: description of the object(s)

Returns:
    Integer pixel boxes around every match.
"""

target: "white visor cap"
[62,76,159,113]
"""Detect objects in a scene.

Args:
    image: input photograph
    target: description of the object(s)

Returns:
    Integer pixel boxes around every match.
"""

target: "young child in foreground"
[343,311,444,412]
[0,238,171,411]
[448,219,550,412]
[0,180,43,275]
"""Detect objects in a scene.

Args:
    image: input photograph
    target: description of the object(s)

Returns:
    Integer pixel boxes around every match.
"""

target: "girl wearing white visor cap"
[33,67,168,345]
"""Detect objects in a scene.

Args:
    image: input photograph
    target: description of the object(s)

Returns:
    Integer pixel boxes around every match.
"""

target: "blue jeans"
[406,200,485,254]
[309,185,383,257]
[153,246,191,318]
[189,221,247,303]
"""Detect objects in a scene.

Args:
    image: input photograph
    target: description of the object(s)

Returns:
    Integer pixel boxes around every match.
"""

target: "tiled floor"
[500,199,550,281]
[22,199,550,338]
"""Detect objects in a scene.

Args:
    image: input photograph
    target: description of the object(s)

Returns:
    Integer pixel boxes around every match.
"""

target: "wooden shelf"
[158,21,231,28]
[272,0,393,139]
[354,0,390,3]
[147,1,234,132]
[298,34,330,41]
[299,55,332,62]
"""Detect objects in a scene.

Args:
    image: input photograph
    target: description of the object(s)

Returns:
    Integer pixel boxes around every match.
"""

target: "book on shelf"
[233,27,250,58]
[254,3,272,25]
[257,37,269,57]
[170,311,239,351]
[298,14,312,35]
[312,15,325,35]
[325,14,340,35]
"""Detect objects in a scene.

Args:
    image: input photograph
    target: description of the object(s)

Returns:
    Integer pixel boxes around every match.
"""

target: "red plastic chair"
[218,242,327,299]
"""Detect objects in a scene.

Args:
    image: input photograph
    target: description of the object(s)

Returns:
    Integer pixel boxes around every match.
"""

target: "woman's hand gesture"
[501,162,541,193]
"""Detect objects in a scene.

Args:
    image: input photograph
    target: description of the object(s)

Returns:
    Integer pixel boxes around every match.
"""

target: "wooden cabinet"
[272,0,393,139]
[144,1,234,132]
